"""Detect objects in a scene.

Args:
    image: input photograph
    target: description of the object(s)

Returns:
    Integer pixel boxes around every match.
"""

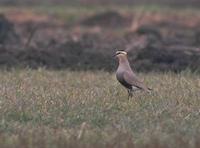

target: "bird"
[115,50,152,99]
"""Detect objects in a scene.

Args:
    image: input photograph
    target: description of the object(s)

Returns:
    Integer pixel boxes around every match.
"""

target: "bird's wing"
[123,71,149,91]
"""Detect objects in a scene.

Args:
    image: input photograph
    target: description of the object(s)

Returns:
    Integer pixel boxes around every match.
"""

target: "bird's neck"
[118,56,132,69]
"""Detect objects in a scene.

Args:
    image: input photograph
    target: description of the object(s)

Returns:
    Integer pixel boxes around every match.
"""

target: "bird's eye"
[116,53,120,55]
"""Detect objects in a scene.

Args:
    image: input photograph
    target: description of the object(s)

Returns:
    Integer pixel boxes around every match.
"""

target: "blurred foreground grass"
[0,69,200,148]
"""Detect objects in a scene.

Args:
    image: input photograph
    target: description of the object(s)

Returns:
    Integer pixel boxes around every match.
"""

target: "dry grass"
[0,69,200,148]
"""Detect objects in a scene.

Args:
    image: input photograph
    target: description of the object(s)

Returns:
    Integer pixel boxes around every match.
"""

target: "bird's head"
[114,50,127,58]
[114,50,130,65]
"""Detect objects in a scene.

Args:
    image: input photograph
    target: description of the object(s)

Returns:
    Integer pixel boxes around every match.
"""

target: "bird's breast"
[116,71,132,90]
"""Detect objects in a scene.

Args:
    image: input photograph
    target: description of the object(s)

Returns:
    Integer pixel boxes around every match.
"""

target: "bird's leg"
[129,90,133,98]
[127,89,133,100]
[127,89,130,100]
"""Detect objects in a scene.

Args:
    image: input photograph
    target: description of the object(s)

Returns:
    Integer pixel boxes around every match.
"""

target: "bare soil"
[0,10,200,72]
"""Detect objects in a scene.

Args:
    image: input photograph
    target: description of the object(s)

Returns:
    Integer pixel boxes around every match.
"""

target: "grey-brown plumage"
[115,50,151,99]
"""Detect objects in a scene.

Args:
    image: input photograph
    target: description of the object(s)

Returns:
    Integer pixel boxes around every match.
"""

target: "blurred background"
[0,0,200,6]
[0,0,200,72]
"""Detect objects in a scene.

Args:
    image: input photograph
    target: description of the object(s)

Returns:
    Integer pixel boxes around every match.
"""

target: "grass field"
[0,69,200,148]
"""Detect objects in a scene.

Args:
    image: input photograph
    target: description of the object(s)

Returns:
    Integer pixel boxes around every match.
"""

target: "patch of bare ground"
[0,10,200,72]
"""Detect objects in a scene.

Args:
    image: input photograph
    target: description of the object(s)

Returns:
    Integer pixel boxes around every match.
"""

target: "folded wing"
[123,71,150,92]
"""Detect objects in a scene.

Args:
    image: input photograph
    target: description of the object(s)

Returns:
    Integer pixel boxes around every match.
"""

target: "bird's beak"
[113,53,118,58]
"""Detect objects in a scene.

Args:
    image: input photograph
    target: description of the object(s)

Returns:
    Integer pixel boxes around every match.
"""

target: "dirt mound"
[81,11,131,28]
[0,11,200,72]
[133,44,200,72]
[0,14,20,45]
[0,35,116,71]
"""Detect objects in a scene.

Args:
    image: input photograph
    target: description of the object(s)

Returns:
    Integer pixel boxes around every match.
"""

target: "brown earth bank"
[0,10,200,72]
